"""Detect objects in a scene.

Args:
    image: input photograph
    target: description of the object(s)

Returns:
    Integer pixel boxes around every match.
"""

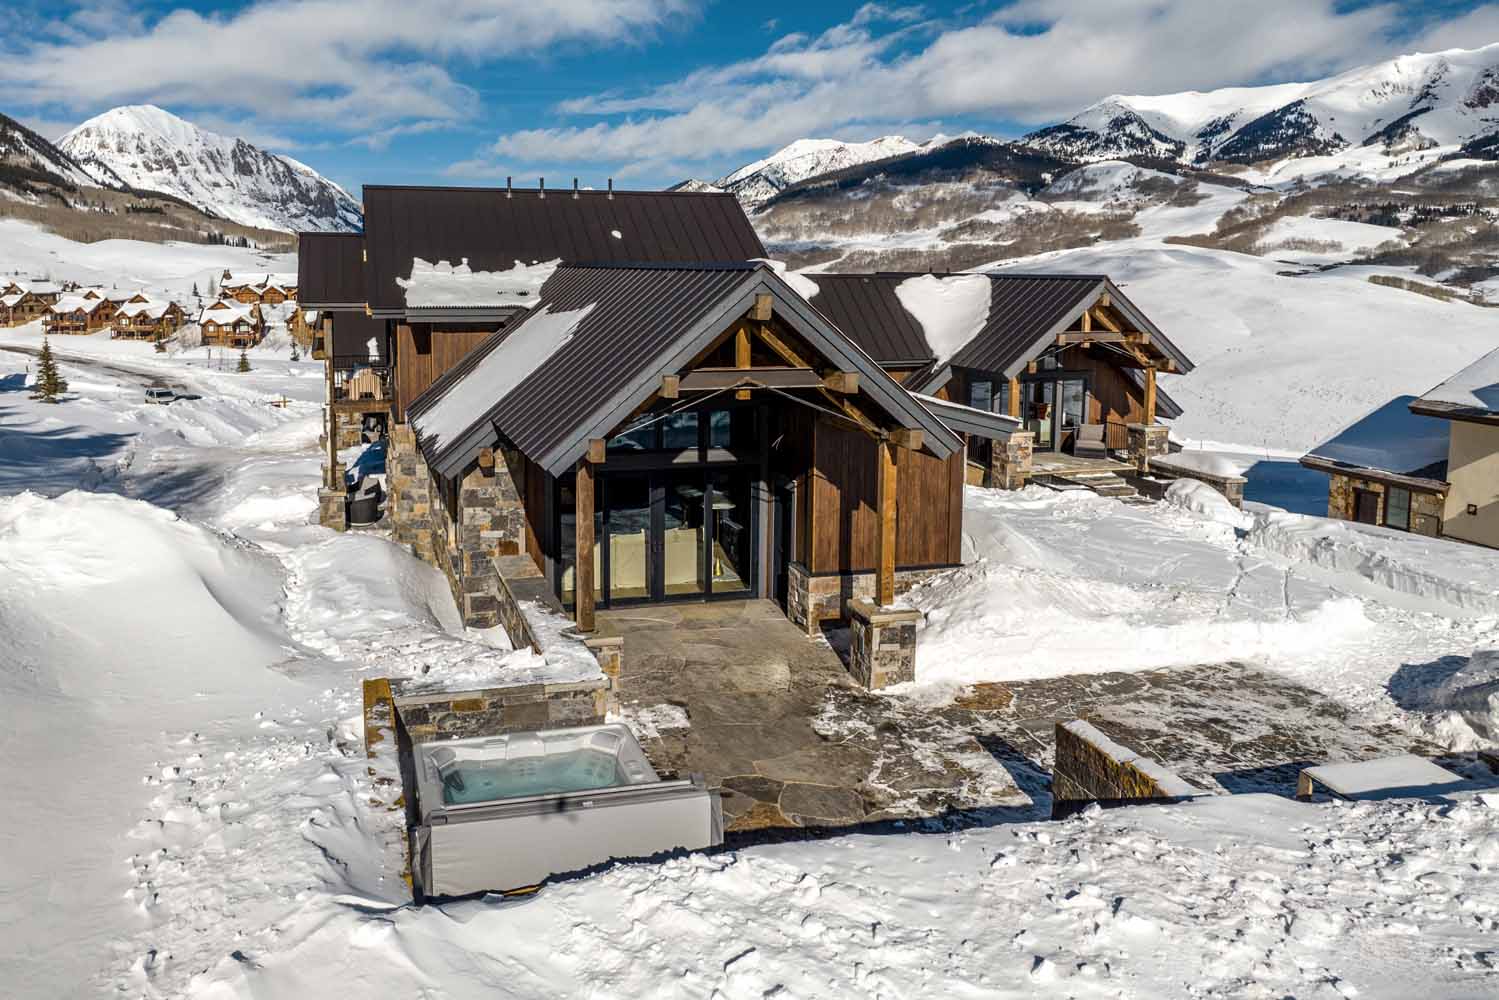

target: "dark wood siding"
[1056,346,1147,448]
[394,323,495,420]
[807,416,963,574]
[522,452,548,572]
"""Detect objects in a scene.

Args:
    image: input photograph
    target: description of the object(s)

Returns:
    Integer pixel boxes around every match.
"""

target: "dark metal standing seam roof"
[407,262,965,478]
[808,274,933,365]
[408,264,755,471]
[809,272,1194,384]
[361,187,766,314]
[296,232,367,307]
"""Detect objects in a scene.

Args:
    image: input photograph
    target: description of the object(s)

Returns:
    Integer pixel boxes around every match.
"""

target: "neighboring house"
[221,271,298,304]
[299,185,1190,645]
[0,280,61,326]
[112,297,186,340]
[44,294,117,334]
[198,300,262,347]
[1300,347,1499,546]
[1299,397,1451,535]
[1409,346,1499,547]
[298,233,390,454]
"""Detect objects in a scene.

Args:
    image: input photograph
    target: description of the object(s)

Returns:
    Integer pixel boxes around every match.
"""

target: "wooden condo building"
[198,300,263,347]
[1,280,61,327]
[299,184,1191,671]
[44,293,117,334]
[112,295,186,340]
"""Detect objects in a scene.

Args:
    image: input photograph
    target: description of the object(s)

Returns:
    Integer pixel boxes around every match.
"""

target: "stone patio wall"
[1051,719,1200,818]
[786,561,946,635]
[987,431,1034,489]
[1148,457,1249,509]
[1127,423,1170,474]
[388,676,608,743]
[387,423,437,563]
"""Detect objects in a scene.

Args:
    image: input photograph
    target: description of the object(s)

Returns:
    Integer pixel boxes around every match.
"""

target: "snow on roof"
[223,271,297,289]
[116,298,179,319]
[893,273,991,368]
[397,258,559,310]
[199,302,257,324]
[1303,395,1450,479]
[753,258,819,299]
[49,295,108,314]
[1417,345,1499,415]
[1,293,22,307]
[411,302,595,451]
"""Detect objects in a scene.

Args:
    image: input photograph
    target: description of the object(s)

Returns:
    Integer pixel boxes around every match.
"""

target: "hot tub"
[409,724,722,897]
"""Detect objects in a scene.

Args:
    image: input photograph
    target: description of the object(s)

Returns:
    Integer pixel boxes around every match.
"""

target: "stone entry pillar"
[318,458,347,530]
[847,599,920,689]
[988,431,1034,490]
[1127,423,1169,473]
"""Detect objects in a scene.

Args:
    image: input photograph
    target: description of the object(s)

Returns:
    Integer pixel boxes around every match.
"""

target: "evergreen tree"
[154,332,167,354]
[191,281,200,298]
[237,347,251,373]
[289,340,300,361]
[32,337,67,402]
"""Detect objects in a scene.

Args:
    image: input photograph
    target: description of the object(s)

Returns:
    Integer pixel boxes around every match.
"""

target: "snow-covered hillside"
[0,110,121,189]
[713,136,923,206]
[59,105,362,233]
[1024,43,1499,169]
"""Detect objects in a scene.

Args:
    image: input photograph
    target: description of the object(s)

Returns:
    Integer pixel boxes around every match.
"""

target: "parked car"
[144,386,176,404]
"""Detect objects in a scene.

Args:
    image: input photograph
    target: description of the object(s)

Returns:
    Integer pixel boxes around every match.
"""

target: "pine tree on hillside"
[154,332,167,354]
[191,281,200,298]
[237,347,251,373]
[32,337,67,403]
[289,340,300,361]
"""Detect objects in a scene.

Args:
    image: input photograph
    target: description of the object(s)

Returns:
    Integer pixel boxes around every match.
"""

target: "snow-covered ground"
[3,220,1498,998]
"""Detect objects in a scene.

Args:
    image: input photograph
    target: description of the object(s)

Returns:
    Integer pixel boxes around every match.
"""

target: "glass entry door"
[1023,376,1087,451]
[597,468,755,604]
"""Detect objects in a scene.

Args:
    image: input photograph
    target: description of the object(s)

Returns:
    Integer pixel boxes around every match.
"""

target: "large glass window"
[661,411,699,451]
[663,476,707,597]
[606,475,651,600]
[968,379,993,412]
[708,407,756,453]
[1385,486,1411,532]
[708,470,752,594]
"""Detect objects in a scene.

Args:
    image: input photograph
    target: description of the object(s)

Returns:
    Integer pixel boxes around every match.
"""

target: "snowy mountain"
[713,136,923,206]
[0,111,123,190]
[1023,44,1499,167]
[59,105,362,233]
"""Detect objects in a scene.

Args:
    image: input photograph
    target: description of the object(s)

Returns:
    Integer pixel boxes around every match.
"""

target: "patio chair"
[1073,423,1108,459]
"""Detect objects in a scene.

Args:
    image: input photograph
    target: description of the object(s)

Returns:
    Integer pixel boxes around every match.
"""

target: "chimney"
[506,176,512,199]
[572,177,579,199]
[538,177,545,199]
[607,178,614,200]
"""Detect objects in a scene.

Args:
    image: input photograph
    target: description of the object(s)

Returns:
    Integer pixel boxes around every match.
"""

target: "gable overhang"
[913,393,1021,440]
[529,269,959,477]
[420,267,959,482]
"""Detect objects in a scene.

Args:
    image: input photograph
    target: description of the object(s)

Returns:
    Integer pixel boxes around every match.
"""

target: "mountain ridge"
[59,105,362,233]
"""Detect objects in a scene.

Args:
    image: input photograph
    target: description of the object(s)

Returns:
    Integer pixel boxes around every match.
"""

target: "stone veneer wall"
[1051,719,1199,818]
[846,599,920,688]
[387,424,437,563]
[786,561,946,636]
[1327,472,1444,537]
[389,676,608,743]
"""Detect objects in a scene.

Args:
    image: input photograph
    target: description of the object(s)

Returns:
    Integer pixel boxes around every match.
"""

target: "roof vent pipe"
[506,176,512,199]
[573,177,579,199]
[607,178,614,200]
[538,177,545,199]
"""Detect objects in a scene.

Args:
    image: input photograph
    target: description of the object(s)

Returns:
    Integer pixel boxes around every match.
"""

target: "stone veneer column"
[988,431,1034,490]
[387,423,436,564]
[1127,423,1170,474]
[846,599,920,689]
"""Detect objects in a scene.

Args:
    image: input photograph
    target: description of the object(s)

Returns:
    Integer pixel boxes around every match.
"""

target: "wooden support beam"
[575,458,596,632]
[823,371,859,394]
[889,428,923,451]
[587,437,607,464]
[750,293,773,322]
[477,447,495,470]
[755,323,812,369]
[1144,367,1158,425]
[1089,307,1123,333]
[1098,292,1111,309]
[875,440,897,608]
[1057,331,1126,346]
[735,324,752,400]
[1081,310,1092,334]
[1008,376,1020,418]
[660,373,680,399]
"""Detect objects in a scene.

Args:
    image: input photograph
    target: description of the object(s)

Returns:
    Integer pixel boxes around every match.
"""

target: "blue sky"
[3,0,1498,194]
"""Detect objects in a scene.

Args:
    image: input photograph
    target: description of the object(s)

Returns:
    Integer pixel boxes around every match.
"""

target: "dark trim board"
[1408,400,1499,427]
[1298,455,1449,494]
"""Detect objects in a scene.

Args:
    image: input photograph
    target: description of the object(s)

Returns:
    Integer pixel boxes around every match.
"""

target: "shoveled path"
[597,599,1032,834]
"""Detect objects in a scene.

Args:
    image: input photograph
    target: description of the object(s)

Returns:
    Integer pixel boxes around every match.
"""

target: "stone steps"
[1050,472,1139,499]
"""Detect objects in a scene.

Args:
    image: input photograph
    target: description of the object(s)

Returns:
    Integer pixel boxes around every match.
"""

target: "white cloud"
[490,0,1479,173]
[0,0,691,132]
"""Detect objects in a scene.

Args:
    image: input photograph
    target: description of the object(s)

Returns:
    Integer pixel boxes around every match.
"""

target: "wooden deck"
[1030,451,1134,477]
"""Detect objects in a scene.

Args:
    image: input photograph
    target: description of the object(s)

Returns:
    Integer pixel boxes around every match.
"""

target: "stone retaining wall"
[988,431,1034,490]
[387,424,437,564]
[786,561,947,635]
[389,676,608,743]
[1148,458,1249,509]
[1052,719,1200,818]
